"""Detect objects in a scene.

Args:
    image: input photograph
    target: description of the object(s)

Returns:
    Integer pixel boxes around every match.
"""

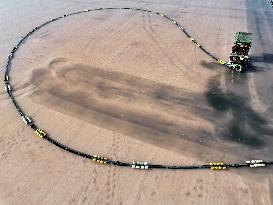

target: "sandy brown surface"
[0,0,273,204]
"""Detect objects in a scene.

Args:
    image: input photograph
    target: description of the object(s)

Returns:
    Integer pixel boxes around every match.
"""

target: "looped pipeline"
[4,7,273,171]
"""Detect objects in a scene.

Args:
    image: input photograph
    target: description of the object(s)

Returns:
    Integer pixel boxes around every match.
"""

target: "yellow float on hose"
[35,129,46,138]
[210,162,227,170]
[218,59,226,65]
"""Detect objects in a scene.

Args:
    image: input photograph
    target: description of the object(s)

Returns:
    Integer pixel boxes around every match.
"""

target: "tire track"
[142,12,194,78]
[248,73,267,112]
[103,133,120,205]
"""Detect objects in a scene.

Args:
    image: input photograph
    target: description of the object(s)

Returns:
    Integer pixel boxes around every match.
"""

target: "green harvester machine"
[227,32,252,72]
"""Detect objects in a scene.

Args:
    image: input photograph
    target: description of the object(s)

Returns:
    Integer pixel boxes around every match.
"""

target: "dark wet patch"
[226,123,264,147]
[30,60,273,158]
[199,60,221,70]
[151,87,195,107]
[248,53,273,72]
[205,76,273,148]
[206,79,230,112]
[251,53,273,65]
[30,63,220,159]
[245,62,264,73]
[12,82,31,92]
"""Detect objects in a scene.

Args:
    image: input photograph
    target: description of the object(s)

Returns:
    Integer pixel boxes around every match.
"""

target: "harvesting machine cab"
[226,32,252,72]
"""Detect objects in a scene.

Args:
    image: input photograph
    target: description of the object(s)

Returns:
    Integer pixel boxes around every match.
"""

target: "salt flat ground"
[0,0,273,204]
